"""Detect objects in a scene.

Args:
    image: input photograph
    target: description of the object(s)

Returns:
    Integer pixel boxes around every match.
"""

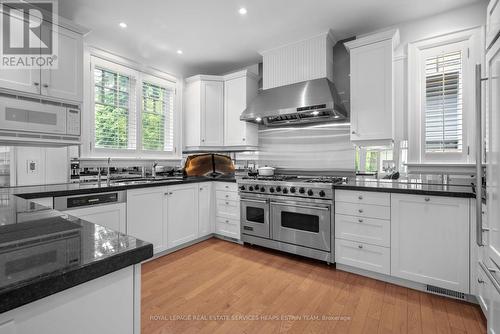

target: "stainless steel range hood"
[240,78,347,126]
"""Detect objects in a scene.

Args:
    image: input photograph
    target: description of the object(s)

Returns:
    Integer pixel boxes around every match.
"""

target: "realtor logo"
[0,0,58,69]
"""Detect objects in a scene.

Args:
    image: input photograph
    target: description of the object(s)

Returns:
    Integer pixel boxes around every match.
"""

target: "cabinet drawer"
[335,190,390,206]
[335,214,390,247]
[216,190,239,201]
[335,239,390,275]
[335,202,390,220]
[215,216,240,239]
[215,182,238,192]
[216,199,239,218]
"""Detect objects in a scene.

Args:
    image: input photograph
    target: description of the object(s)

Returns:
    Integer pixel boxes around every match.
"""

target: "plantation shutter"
[94,67,136,149]
[142,81,175,151]
[424,51,463,153]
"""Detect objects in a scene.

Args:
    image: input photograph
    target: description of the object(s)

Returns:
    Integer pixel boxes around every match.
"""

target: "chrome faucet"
[152,161,158,178]
[97,168,102,187]
[106,157,111,187]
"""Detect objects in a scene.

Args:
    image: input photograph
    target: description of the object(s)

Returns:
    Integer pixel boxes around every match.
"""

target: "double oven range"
[239,175,346,263]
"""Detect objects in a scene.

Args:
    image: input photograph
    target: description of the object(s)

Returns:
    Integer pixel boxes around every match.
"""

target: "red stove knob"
[239,185,246,191]
[299,187,305,194]
[249,186,254,191]
[260,187,266,192]
[319,190,326,197]
[269,187,275,193]
[254,185,260,190]
[276,186,282,192]
[307,189,314,196]
[290,187,296,193]
[282,188,288,194]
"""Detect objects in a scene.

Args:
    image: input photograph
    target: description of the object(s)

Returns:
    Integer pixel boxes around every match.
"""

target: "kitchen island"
[0,191,153,334]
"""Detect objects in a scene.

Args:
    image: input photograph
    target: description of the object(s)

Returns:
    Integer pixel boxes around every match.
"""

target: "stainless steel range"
[238,175,347,263]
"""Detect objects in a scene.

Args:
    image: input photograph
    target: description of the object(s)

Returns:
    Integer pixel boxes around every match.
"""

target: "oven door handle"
[271,201,330,211]
[242,198,268,204]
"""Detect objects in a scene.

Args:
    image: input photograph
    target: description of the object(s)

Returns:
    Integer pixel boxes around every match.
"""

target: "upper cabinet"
[0,25,83,103]
[183,70,259,151]
[487,0,500,49]
[224,71,259,147]
[345,29,399,143]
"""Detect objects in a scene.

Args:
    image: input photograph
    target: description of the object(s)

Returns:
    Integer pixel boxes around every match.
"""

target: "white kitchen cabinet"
[127,187,167,253]
[184,76,224,148]
[335,238,391,275]
[224,70,259,147]
[198,182,213,237]
[0,26,83,103]
[487,0,500,48]
[215,182,240,239]
[40,27,83,102]
[166,183,199,248]
[345,29,399,143]
[63,203,126,233]
[391,194,469,293]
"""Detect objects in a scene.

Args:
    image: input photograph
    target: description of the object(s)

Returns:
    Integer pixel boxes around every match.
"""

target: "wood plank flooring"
[141,238,486,334]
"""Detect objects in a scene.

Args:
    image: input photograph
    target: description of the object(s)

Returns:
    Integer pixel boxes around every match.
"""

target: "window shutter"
[94,67,136,149]
[141,81,175,151]
[424,51,463,153]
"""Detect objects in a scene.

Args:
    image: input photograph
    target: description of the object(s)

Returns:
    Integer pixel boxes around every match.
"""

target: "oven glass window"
[246,207,265,224]
[281,212,319,233]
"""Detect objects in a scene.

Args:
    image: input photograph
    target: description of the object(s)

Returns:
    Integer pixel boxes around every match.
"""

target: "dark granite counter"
[12,175,237,199]
[0,191,153,314]
[334,178,476,198]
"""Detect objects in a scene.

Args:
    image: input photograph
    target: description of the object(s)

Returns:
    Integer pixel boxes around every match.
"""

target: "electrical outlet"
[27,160,38,174]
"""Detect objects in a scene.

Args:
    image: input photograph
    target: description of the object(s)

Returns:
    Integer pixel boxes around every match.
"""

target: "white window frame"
[407,27,483,165]
[82,47,181,160]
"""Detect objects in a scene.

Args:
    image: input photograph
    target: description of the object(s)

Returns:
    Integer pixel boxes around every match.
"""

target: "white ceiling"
[59,0,484,77]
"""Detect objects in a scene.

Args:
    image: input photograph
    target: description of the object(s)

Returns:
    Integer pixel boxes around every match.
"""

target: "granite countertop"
[12,175,237,199]
[334,178,476,198]
[0,191,153,314]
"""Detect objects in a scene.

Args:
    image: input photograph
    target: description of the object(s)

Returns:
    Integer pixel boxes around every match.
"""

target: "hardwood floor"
[142,238,486,334]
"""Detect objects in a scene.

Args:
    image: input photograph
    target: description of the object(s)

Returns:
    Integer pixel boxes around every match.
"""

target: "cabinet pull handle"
[225,195,229,198]
[225,201,229,205]
[242,138,246,141]
[42,84,49,88]
[34,82,39,86]
[478,278,485,284]
[351,131,356,134]
[200,188,203,191]
[483,227,490,232]
[358,195,363,200]
[201,139,205,142]
[225,185,229,188]
[358,219,363,223]
[488,267,498,273]
[358,245,363,249]
[358,209,363,213]
[424,197,430,202]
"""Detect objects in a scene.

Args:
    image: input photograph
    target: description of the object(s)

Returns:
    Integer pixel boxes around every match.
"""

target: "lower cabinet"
[215,182,240,239]
[166,184,199,248]
[127,186,167,253]
[335,239,390,275]
[198,182,214,237]
[391,194,470,293]
[63,203,126,234]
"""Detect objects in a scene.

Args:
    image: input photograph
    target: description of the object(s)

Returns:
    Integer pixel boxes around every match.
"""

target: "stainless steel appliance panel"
[271,200,331,251]
[240,197,270,238]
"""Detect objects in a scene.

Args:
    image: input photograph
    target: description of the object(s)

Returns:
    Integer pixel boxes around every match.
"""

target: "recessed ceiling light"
[239,7,247,15]
[119,22,127,28]
[176,49,183,55]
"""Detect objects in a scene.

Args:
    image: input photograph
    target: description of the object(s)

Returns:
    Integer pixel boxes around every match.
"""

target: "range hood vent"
[241,78,347,126]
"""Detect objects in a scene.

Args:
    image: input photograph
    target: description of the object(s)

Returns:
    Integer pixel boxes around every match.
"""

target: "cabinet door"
[167,184,199,248]
[391,194,469,292]
[488,39,500,269]
[0,10,41,95]
[224,76,258,146]
[200,80,224,146]
[41,27,83,102]
[64,203,126,233]
[127,187,166,253]
[198,182,213,237]
[350,40,393,141]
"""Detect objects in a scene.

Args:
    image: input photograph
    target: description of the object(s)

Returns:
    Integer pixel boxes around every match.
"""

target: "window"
[424,51,463,153]
[94,67,136,150]
[141,80,174,151]
[89,56,178,158]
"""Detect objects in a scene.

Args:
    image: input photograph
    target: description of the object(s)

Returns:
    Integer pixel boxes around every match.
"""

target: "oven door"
[240,197,270,238]
[271,200,331,251]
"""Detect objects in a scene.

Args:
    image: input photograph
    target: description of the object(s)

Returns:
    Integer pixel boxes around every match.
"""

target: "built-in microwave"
[0,95,81,146]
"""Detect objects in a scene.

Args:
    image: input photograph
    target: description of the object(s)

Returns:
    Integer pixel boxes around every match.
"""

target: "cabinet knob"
[42,83,49,88]
[201,139,205,142]
[358,195,363,200]
[424,197,430,202]
[351,131,356,134]
[225,195,229,198]
[225,201,229,205]
[242,138,246,141]
[358,245,363,249]
[358,219,363,223]
[33,82,39,86]
[358,209,363,213]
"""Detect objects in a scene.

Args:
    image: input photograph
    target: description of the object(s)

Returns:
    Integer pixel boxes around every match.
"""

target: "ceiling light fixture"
[239,7,247,15]
[176,49,183,55]
[119,22,127,28]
